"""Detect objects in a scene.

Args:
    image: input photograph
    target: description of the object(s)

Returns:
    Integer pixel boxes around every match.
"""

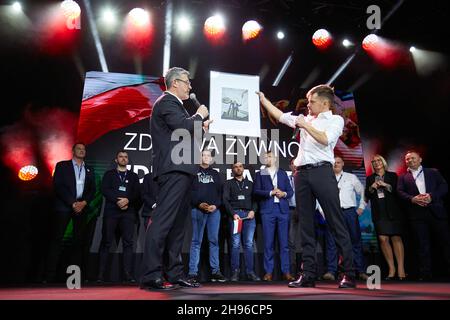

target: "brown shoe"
[263,273,273,281]
[283,273,295,281]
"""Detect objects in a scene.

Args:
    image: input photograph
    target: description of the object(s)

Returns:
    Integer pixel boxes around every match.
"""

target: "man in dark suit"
[254,150,294,281]
[397,150,450,280]
[141,172,158,228]
[97,151,141,283]
[140,67,210,290]
[44,142,96,283]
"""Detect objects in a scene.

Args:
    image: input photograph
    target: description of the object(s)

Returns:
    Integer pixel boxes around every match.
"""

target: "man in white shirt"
[320,156,368,281]
[257,85,355,288]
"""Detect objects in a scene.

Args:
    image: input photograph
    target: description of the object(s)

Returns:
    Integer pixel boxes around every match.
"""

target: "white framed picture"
[209,71,261,137]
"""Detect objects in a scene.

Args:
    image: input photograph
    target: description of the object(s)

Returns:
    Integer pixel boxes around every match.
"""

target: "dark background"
[0,0,449,284]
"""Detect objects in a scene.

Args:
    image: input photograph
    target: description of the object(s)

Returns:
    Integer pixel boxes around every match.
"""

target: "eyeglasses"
[176,78,191,86]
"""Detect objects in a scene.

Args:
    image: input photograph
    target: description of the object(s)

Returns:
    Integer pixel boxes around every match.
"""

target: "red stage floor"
[1,281,450,300]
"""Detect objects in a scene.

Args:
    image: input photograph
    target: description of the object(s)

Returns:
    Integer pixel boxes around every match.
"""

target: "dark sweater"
[191,166,222,208]
[101,169,141,215]
[223,177,258,217]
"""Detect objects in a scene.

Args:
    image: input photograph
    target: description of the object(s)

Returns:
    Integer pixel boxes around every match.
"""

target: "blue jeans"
[188,208,221,275]
[230,210,256,274]
[261,204,290,274]
[325,208,365,274]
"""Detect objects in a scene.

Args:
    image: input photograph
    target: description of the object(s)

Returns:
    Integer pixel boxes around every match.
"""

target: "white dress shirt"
[165,91,204,120]
[279,111,344,167]
[288,174,296,207]
[335,171,366,210]
[266,167,280,203]
[409,165,426,194]
[72,159,86,199]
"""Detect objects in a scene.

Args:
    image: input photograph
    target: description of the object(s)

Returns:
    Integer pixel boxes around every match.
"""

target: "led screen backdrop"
[75,71,376,255]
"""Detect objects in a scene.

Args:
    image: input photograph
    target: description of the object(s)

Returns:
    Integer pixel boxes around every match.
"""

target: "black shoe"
[175,278,201,288]
[384,276,396,281]
[124,271,136,283]
[339,275,356,289]
[288,274,315,288]
[230,271,240,282]
[96,273,105,284]
[211,272,227,283]
[140,278,176,290]
[247,272,261,281]
[187,274,200,284]
[418,273,432,281]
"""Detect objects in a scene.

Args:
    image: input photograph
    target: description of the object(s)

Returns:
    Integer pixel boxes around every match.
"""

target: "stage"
[1,281,450,300]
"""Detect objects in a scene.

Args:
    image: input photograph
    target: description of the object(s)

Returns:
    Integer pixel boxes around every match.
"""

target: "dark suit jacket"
[365,171,403,222]
[141,172,158,217]
[150,93,203,179]
[253,168,294,215]
[397,167,449,220]
[53,160,96,213]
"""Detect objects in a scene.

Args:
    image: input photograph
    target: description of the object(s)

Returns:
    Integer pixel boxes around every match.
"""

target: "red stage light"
[312,29,332,49]
[128,8,150,28]
[242,20,262,41]
[204,14,225,42]
[18,165,38,181]
[362,34,379,51]
[61,0,81,20]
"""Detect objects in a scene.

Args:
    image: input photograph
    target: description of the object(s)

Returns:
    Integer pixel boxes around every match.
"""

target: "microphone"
[291,115,304,140]
[189,93,201,108]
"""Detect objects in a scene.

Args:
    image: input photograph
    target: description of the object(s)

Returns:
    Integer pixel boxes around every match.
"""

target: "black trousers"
[288,208,302,274]
[45,210,88,281]
[410,214,450,276]
[98,212,136,276]
[140,172,193,283]
[295,165,354,278]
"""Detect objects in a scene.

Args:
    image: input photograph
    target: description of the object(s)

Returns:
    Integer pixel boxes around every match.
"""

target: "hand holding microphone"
[190,93,209,119]
[292,114,306,139]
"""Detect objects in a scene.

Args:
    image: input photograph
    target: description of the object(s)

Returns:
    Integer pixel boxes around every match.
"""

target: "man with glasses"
[140,67,210,290]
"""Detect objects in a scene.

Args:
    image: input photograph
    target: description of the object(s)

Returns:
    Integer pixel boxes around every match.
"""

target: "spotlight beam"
[83,0,109,72]
[163,0,173,75]
[326,53,356,85]
[272,52,293,86]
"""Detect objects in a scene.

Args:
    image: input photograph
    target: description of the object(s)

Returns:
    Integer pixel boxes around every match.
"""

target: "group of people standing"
[43,67,450,291]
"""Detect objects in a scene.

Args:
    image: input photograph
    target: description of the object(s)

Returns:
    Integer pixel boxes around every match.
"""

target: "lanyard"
[75,163,84,180]
[235,179,245,191]
[336,174,343,185]
[118,170,128,184]
[413,169,423,182]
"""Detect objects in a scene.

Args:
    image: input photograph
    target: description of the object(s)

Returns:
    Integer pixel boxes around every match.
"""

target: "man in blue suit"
[254,150,294,281]
[397,150,450,280]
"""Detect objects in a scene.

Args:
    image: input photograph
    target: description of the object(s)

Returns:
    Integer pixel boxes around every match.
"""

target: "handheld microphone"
[189,93,201,108]
[291,115,304,140]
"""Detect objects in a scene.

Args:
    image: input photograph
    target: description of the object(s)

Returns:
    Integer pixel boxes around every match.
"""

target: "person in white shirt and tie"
[320,156,368,281]
[257,84,356,289]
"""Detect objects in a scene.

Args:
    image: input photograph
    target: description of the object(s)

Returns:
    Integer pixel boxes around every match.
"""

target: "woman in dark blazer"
[365,154,407,280]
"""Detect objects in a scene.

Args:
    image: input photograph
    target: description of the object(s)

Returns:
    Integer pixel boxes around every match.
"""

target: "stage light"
[342,39,353,47]
[204,14,225,40]
[242,20,262,41]
[409,46,416,53]
[176,15,192,34]
[61,0,81,20]
[128,8,150,27]
[12,1,22,13]
[312,29,332,49]
[362,34,379,51]
[18,165,38,181]
[276,31,285,40]
[101,8,116,26]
